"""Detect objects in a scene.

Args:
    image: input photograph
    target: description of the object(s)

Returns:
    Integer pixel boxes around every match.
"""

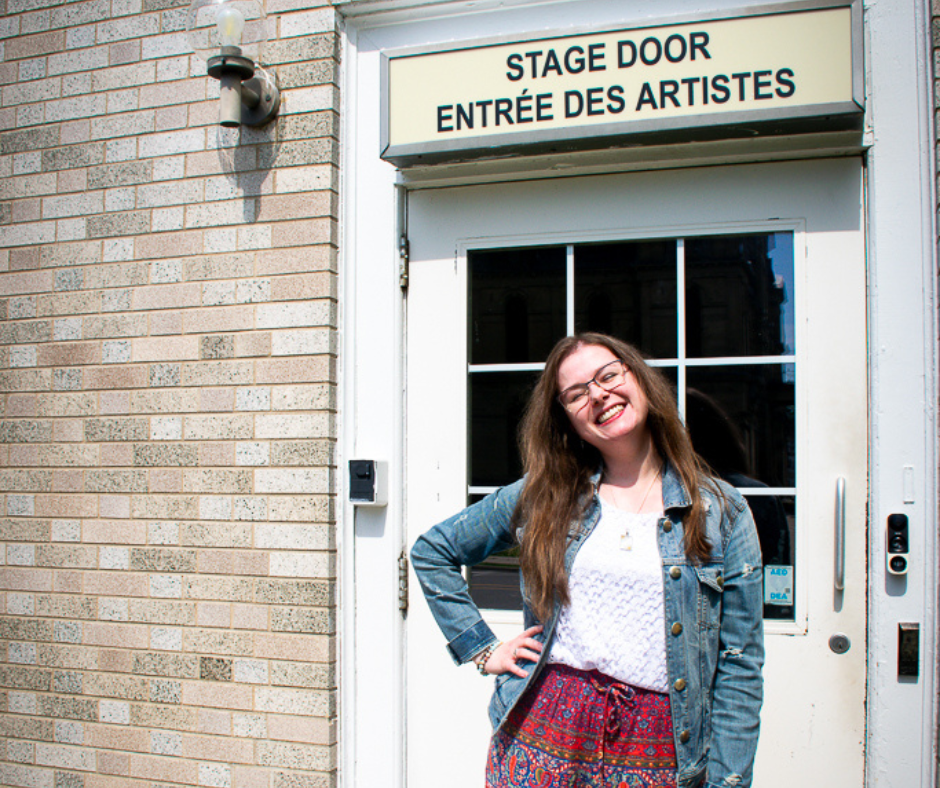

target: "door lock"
[828,633,851,654]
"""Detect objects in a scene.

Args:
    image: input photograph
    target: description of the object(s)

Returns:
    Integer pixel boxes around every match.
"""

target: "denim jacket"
[411,463,764,788]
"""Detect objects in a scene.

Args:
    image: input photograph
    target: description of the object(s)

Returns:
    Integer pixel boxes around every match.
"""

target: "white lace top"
[548,499,669,692]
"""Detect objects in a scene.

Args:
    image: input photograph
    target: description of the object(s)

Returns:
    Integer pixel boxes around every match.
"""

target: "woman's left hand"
[482,626,544,678]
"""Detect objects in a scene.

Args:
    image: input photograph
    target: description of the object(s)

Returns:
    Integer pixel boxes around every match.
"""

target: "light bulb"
[216,6,245,49]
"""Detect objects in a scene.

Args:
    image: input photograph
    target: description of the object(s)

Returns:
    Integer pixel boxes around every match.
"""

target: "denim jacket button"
[669,566,681,579]
[679,729,690,743]
[662,518,673,532]
[716,574,725,588]
[671,622,683,636]
[674,678,687,691]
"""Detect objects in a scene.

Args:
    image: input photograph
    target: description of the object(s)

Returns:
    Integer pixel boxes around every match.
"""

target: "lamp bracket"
[239,66,280,127]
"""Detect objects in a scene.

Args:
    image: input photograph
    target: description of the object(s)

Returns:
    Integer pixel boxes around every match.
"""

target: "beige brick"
[254,633,331,662]
[196,602,231,628]
[181,732,253,763]
[82,366,148,391]
[270,272,333,302]
[182,305,254,334]
[82,623,149,649]
[128,753,197,784]
[184,414,252,441]
[256,740,334,771]
[256,191,333,222]
[36,342,102,367]
[34,494,97,518]
[84,722,149,752]
[134,283,202,312]
[131,702,197,731]
[0,567,53,592]
[232,603,268,631]
[100,444,133,466]
[7,30,65,60]
[131,495,198,520]
[181,680,253,710]
[268,714,334,745]
[96,750,130,776]
[82,572,148,597]
[199,441,234,466]
[257,245,335,276]
[135,230,202,260]
[131,336,199,362]
[150,469,182,492]
[130,389,200,414]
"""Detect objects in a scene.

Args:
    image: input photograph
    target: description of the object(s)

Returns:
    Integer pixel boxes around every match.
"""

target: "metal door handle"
[834,477,845,592]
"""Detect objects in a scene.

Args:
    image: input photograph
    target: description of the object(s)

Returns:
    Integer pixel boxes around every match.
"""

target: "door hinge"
[398,549,409,615]
[399,234,410,291]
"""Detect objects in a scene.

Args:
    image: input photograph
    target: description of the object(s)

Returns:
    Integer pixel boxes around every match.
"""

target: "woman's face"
[556,343,651,457]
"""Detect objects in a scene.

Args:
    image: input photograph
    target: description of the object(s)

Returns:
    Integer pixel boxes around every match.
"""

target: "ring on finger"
[512,647,518,660]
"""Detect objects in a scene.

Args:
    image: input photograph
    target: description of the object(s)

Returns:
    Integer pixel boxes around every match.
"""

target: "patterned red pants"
[486,663,678,788]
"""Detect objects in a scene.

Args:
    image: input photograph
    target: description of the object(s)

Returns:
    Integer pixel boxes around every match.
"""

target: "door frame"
[337,2,938,787]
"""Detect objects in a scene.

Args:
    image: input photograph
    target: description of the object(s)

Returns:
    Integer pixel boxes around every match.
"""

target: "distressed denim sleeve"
[410,479,524,665]
[706,501,765,788]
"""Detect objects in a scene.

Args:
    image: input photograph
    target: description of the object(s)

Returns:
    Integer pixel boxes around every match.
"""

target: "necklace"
[606,465,662,551]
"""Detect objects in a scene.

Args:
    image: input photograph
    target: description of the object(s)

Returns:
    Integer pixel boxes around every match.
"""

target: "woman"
[411,332,764,788]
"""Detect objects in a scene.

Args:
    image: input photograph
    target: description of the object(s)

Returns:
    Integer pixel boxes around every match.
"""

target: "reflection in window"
[469,247,566,365]
[576,241,677,359]
[686,233,794,358]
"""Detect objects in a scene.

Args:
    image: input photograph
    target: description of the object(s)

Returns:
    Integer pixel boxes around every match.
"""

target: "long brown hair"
[514,332,714,622]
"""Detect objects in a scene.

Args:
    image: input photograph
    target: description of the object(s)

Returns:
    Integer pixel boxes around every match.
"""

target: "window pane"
[469,246,567,365]
[469,371,540,488]
[749,494,795,620]
[575,240,677,358]
[685,364,795,488]
[685,233,794,358]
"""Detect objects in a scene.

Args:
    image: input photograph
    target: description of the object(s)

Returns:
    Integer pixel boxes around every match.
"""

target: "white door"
[404,158,867,787]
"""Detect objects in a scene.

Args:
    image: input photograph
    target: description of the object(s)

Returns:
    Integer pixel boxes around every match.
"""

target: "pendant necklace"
[615,465,662,551]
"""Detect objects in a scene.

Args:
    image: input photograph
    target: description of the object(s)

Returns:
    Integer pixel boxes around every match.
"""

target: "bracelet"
[474,642,500,676]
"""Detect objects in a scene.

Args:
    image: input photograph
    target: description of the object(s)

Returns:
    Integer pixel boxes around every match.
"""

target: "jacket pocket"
[694,564,724,629]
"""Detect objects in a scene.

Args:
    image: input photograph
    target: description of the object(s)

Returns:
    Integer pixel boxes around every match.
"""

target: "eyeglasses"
[557,359,628,412]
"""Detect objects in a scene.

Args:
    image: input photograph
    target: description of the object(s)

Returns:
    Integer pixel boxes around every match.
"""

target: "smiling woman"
[411,331,765,788]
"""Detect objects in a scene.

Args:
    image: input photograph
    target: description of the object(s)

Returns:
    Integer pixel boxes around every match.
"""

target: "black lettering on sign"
[607,85,626,113]
[618,40,637,68]
[477,99,493,126]
[711,74,730,103]
[731,72,750,101]
[660,80,680,108]
[565,89,584,117]
[664,34,687,63]
[588,43,606,71]
[690,32,710,60]
[525,51,543,78]
[636,82,657,110]
[456,103,473,129]
[640,37,662,65]
[536,92,554,120]
[437,105,453,132]
[586,87,604,116]
[775,68,795,98]
[516,90,533,123]
[753,70,773,99]
[495,98,513,125]
[681,76,700,106]
[543,49,563,77]
[565,46,586,73]
[506,53,524,81]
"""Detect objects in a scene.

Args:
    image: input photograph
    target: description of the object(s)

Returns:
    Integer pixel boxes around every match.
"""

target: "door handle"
[834,476,846,592]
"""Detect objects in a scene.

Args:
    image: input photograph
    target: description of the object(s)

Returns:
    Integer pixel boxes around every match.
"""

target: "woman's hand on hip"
[482,625,544,678]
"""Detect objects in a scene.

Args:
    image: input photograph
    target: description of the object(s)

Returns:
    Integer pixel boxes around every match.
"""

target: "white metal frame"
[337,2,939,787]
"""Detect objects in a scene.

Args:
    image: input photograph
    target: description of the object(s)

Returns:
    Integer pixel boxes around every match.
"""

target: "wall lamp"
[187,0,280,127]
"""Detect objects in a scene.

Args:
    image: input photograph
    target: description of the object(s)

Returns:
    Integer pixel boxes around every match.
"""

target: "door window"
[467,233,795,619]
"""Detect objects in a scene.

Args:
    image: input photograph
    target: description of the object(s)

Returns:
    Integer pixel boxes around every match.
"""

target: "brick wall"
[0,0,340,785]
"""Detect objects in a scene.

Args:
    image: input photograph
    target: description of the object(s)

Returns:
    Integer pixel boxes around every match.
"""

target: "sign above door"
[380,1,863,166]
